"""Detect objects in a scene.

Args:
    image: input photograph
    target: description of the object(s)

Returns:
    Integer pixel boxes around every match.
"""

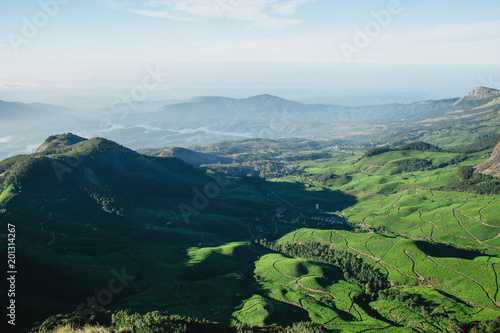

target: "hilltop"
[0,135,207,214]
[153,147,234,167]
[36,133,87,153]
[0,135,231,328]
[455,86,500,105]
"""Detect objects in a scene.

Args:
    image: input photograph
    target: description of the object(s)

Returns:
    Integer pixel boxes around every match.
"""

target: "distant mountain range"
[0,100,68,120]
[108,86,500,149]
[1,87,499,161]
[0,101,82,160]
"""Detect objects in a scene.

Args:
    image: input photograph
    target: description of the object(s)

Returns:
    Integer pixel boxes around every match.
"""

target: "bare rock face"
[476,142,500,177]
[468,86,500,99]
[455,87,500,105]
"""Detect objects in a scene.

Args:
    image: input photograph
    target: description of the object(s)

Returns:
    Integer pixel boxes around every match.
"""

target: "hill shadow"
[414,241,486,260]
[246,177,358,213]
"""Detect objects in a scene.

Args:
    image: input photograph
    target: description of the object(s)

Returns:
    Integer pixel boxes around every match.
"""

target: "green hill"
[5,133,500,332]
[1,135,207,214]
[153,147,234,167]
[0,136,221,328]
[1,135,359,331]
[36,133,87,153]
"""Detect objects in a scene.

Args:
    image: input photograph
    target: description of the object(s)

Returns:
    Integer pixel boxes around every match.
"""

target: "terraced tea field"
[243,147,500,331]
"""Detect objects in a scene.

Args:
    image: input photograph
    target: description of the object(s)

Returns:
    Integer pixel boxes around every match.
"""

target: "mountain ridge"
[36,133,87,153]
[154,147,234,168]
[0,135,208,214]
[454,86,500,106]
[1,86,499,163]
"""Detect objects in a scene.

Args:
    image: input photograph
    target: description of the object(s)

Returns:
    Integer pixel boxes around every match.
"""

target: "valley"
[1,116,499,332]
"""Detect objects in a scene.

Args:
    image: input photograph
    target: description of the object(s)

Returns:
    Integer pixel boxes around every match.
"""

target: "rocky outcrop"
[476,142,500,177]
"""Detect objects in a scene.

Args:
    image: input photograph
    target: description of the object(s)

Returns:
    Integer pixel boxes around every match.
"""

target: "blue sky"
[1,0,500,100]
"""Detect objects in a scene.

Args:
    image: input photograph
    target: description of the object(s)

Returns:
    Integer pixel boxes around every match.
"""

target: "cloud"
[0,136,12,143]
[271,0,312,16]
[401,21,500,42]
[190,33,339,62]
[333,20,500,65]
[102,0,314,28]
[128,8,199,21]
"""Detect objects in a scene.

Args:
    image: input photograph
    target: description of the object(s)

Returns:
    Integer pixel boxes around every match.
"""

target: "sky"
[0,0,500,105]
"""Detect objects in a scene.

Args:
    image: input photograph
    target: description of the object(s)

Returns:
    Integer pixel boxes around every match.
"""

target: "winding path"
[332,231,419,280]
[422,254,500,310]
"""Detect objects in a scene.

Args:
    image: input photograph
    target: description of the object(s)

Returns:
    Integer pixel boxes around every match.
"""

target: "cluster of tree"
[444,316,500,333]
[397,141,442,152]
[457,166,475,180]
[446,133,500,154]
[195,138,350,156]
[309,172,352,187]
[435,155,470,169]
[362,146,391,158]
[32,310,225,333]
[206,161,300,179]
[256,239,389,297]
[205,164,256,177]
[111,310,226,333]
[361,141,442,160]
[379,288,500,332]
[84,188,124,215]
[32,309,337,333]
[0,155,53,194]
[446,166,500,195]
[249,161,298,178]
[284,151,332,162]
[391,158,433,172]
[309,171,338,185]
[377,289,430,313]
[235,321,336,333]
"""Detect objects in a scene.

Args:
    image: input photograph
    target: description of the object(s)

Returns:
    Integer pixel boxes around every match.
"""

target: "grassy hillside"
[36,133,87,153]
[153,147,234,167]
[4,135,500,332]
[1,135,358,331]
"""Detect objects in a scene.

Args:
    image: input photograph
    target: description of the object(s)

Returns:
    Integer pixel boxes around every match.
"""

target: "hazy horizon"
[1,63,499,108]
[1,0,500,108]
